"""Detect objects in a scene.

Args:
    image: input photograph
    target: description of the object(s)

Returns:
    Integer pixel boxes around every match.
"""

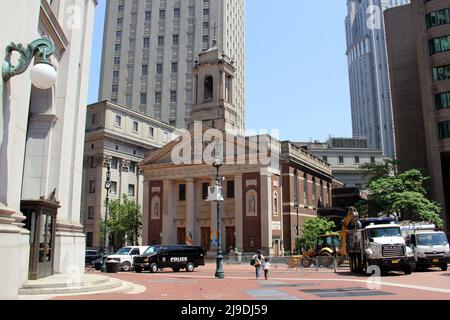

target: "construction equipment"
[301,234,345,268]
[298,208,360,268]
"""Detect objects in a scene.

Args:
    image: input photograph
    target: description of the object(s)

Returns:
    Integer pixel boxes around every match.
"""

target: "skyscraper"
[345,0,409,158]
[385,0,450,231]
[99,0,245,132]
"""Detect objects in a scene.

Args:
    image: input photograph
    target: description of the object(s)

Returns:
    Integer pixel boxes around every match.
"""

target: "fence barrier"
[225,254,348,273]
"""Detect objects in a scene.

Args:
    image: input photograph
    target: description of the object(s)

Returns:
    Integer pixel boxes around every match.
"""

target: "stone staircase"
[17,274,145,300]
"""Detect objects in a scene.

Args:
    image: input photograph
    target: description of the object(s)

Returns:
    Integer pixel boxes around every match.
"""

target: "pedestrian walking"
[251,250,264,280]
[263,258,271,280]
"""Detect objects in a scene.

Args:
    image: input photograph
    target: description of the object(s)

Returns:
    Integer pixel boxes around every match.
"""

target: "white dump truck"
[344,212,415,275]
[401,222,449,271]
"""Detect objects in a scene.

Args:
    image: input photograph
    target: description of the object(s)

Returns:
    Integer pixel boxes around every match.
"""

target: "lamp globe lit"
[30,62,57,89]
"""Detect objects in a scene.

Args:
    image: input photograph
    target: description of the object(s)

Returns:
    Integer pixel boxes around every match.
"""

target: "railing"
[226,254,349,273]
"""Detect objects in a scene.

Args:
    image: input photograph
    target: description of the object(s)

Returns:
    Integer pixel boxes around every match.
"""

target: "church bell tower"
[189,43,240,133]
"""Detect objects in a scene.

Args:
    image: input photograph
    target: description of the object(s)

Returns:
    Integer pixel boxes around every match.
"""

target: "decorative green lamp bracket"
[2,37,55,82]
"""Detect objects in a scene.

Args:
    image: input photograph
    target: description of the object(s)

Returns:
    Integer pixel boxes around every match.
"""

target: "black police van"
[133,245,205,273]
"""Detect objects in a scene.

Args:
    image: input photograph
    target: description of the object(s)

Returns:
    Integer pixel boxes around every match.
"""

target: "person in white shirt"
[251,250,264,279]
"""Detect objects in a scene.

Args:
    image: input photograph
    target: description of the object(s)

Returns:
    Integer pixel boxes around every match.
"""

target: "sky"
[87,0,352,142]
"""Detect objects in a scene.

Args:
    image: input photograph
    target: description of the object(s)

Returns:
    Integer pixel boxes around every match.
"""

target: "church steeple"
[189,44,240,133]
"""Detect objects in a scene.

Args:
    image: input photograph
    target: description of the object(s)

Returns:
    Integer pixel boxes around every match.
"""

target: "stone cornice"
[40,0,68,55]
[144,163,266,181]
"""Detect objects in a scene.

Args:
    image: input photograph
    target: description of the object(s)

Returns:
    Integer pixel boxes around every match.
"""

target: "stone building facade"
[296,138,388,191]
[81,101,179,250]
[0,0,97,299]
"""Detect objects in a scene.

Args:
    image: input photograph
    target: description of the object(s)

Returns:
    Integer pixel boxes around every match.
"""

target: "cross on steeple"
[212,22,218,47]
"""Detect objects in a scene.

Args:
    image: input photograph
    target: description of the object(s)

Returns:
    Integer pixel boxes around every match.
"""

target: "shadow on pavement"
[334,271,405,278]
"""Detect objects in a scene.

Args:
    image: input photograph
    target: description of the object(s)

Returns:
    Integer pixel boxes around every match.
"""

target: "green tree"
[360,161,443,228]
[100,195,143,251]
[360,159,398,184]
[300,217,336,251]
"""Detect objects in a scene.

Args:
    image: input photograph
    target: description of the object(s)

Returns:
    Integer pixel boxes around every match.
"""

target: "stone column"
[279,180,285,256]
[0,0,40,299]
[142,180,150,245]
[260,172,273,255]
[186,178,196,245]
[234,174,244,252]
[162,180,175,245]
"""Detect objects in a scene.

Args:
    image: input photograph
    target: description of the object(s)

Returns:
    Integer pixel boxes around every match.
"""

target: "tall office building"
[345,0,410,158]
[99,0,245,132]
[385,0,450,231]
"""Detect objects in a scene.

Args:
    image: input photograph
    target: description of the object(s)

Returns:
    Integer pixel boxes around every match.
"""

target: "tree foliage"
[100,195,143,251]
[300,217,336,251]
[360,160,443,228]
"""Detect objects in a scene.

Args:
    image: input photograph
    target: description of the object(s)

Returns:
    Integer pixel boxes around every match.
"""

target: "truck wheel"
[122,261,132,272]
[349,255,355,273]
[149,263,158,273]
[186,262,195,272]
[135,267,142,273]
[320,253,333,268]
[364,259,370,275]
[357,256,364,274]
[301,257,312,268]
[404,265,413,275]
[441,264,448,272]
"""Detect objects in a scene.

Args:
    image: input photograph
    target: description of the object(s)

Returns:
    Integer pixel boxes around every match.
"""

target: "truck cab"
[408,231,449,271]
[362,224,414,273]
[347,217,414,275]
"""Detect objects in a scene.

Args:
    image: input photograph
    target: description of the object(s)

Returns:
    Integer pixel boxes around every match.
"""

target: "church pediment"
[140,123,280,172]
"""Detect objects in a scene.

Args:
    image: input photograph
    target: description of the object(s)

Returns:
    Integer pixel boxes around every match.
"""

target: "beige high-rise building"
[99,0,245,133]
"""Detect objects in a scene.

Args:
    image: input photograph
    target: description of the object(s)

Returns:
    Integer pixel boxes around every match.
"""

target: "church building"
[140,44,334,256]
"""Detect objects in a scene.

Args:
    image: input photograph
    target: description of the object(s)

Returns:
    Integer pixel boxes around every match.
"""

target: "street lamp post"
[294,200,300,254]
[101,163,112,273]
[213,142,225,280]
[2,36,57,89]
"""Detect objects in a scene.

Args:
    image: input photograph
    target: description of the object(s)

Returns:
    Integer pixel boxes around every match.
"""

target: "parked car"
[85,250,102,266]
[133,245,205,273]
[107,246,150,271]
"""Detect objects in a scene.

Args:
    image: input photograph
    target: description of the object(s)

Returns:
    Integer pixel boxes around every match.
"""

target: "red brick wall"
[148,180,163,245]
[281,162,333,252]
[243,173,261,252]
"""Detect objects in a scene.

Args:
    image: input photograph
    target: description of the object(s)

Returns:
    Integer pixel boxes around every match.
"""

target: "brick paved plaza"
[53,263,450,301]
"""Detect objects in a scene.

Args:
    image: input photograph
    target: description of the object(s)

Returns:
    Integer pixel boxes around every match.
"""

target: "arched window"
[204,76,213,102]
[225,75,232,102]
